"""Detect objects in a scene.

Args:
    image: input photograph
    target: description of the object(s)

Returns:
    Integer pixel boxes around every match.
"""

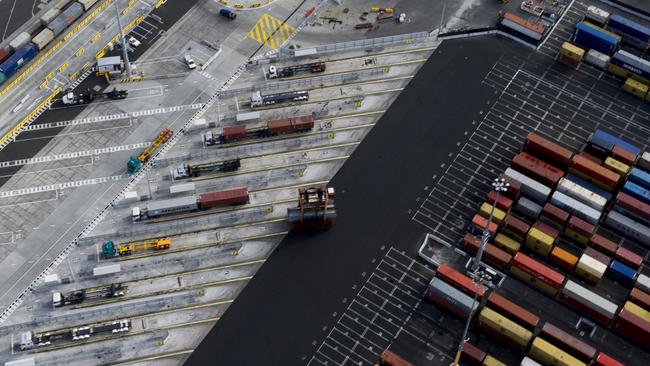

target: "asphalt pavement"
[0,0,40,42]
[185,36,514,366]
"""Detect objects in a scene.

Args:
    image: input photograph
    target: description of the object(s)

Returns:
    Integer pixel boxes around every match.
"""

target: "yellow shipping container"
[623,78,649,99]
[479,202,506,224]
[483,355,507,366]
[529,338,586,366]
[494,233,521,254]
[510,266,560,296]
[525,227,554,257]
[604,156,630,176]
[560,42,585,61]
[574,254,606,283]
[478,307,533,349]
[624,301,650,323]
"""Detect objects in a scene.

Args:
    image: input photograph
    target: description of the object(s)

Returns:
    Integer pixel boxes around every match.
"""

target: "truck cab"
[268,65,278,79]
[131,207,142,221]
[220,9,237,20]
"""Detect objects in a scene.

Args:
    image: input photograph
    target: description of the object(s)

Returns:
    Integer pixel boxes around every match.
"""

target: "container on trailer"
[607,260,638,286]
[560,280,618,325]
[462,233,512,269]
[540,203,569,229]
[0,43,38,78]
[504,168,551,204]
[516,197,543,220]
[570,154,620,191]
[629,287,650,311]
[436,263,485,299]
[379,349,412,366]
[585,6,610,27]
[528,338,586,366]
[584,48,610,69]
[608,14,650,48]
[605,210,650,246]
[471,214,498,237]
[32,28,54,51]
[550,246,579,271]
[47,2,83,36]
[614,191,650,225]
[525,227,554,257]
[556,177,607,211]
[584,247,611,266]
[629,167,650,190]
[639,151,650,171]
[612,308,650,347]
[426,277,477,320]
[493,233,521,254]
[520,357,542,366]
[594,353,624,366]
[550,191,601,225]
[486,292,540,330]
[502,215,530,242]
[573,22,620,55]
[478,307,533,349]
[223,125,247,142]
[604,156,630,176]
[483,355,506,366]
[147,195,198,217]
[524,133,574,168]
[637,273,650,293]
[460,342,485,366]
[291,115,315,130]
[78,0,99,11]
[93,263,121,276]
[579,151,603,165]
[479,202,506,224]
[614,245,642,269]
[609,50,650,83]
[500,12,545,41]
[511,253,565,295]
[267,118,292,134]
[589,234,617,255]
[564,174,612,201]
[540,322,597,362]
[199,187,249,209]
[169,182,195,195]
[9,32,31,50]
[624,300,650,322]
[564,216,595,245]
[590,129,641,156]
[511,152,563,187]
[498,174,521,200]
[575,253,607,283]
[487,190,513,212]
[611,145,636,165]
[622,181,650,205]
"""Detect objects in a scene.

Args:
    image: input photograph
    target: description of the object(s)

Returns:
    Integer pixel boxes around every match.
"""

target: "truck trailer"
[267,62,326,79]
[250,90,309,108]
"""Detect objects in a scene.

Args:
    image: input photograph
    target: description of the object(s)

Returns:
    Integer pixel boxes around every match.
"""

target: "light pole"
[452,178,508,366]
[114,1,132,78]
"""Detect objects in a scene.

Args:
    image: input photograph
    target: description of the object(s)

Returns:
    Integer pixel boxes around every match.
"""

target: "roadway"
[0,0,41,42]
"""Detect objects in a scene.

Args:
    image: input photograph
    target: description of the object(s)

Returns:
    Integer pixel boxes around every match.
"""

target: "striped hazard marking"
[248,13,295,49]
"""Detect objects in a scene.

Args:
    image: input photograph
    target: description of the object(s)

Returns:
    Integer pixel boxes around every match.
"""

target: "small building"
[96,56,123,76]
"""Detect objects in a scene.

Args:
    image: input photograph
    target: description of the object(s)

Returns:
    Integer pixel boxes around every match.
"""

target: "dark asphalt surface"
[0,0,39,43]
[185,37,513,366]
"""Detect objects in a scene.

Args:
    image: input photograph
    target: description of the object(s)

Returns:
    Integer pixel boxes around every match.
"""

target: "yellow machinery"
[127,128,173,173]
[102,238,171,257]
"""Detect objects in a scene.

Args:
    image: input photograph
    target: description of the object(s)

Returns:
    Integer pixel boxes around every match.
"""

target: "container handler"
[102,238,171,258]
[287,186,336,230]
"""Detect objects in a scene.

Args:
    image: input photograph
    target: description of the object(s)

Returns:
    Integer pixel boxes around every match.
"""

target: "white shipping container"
[636,273,650,293]
[501,18,543,41]
[504,168,551,204]
[562,280,617,320]
[78,0,99,11]
[576,254,606,280]
[93,264,121,276]
[638,151,650,172]
[294,48,317,57]
[236,111,260,122]
[5,358,36,366]
[170,182,195,195]
[585,6,610,26]
[40,8,61,24]
[557,177,607,210]
[550,191,601,224]
[31,28,54,51]
[606,211,650,246]
[9,32,31,50]
[122,191,138,202]
[189,118,207,131]
[585,49,610,69]
[520,357,542,366]
[42,274,59,284]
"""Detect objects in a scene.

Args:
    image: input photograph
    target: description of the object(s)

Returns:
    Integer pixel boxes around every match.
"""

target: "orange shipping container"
[550,246,579,271]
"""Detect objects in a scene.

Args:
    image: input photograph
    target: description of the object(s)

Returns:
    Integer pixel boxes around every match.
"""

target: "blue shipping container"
[608,260,638,285]
[608,14,650,44]
[565,174,613,200]
[622,181,650,205]
[589,129,641,156]
[0,43,37,78]
[573,22,619,55]
[611,50,650,83]
[629,167,650,190]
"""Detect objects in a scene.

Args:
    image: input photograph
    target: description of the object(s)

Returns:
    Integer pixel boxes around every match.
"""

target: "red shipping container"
[578,151,603,165]
[198,187,249,209]
[557,53,580,69]
[524,133,574,168]
[615,246,643,270]
[611,145,636,165]
[569,155,620,191]
[380,349,412,366]
[512,253,565,290]
[462,234,512,269]
[589,234,618,256]
[612,309,650,348]
[629,287,650,311]
[0,47,10,64]
[511,152,563,187]
[290,115,315,131]
[594,352,624,366]
[533,221,559,240]
[223,124,247,142]
[498,174,521,200]
[502,215,530,242]
[540,203,570,228]
[267,118,292,134]
[566,216,595,239]
[486,293,540,330]
[615,192,650,223]
[585,247,611,266]
[471,215,497,237]
[460,342,485,366]
[486,190,513,212]
[436,263,486,299]
[540,322,597,361]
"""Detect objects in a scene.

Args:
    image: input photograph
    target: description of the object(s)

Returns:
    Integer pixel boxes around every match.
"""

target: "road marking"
[248,13,295,49]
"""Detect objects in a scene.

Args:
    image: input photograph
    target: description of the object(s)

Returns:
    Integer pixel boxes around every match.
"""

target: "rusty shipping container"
[460,342,485,366]
[540,322,597,362]
[569,155,620,191]
[511,152,564,187]
[502,215,530,242]
[611,145,636,165]
[629,287,650,311]
[462,234,512,269]
[511,253,566,295]
[223,124,247,142]
[498,174,521,200]
[380,349,412,366]
[565,216,595,245]
[486,292,540,330]
[540,203,570,229]
[612,308,650,348]
[588,234,618,256]
[487,190,513,212]
[198,187,249,209]
[436,263,486,299]
[578,151,602,165]
[524,133,574,167]
[615,246,643,270]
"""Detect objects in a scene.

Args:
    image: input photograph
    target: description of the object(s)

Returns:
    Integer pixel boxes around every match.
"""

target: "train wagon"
[612,308,650,347]
[615,245,643,269]
[436,264,486,299]
[588,234,617,256]
[560,280,618,325]
[502,215,530,242]
[540,323,597,362]
[528,338,586,366]
[0,43,38,83]
[510,253,565,295]
[47,2,83,36]
[477,307,533,349]
[198,188,249,209]
[486,293,540,330]
[504,168,551,204]
[425,277,477,320]
[549,246,579,272]
[511,152,563,187]
[462,233,512,269]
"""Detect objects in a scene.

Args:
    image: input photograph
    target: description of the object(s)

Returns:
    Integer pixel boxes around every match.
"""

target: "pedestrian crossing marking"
[248,13,295,49]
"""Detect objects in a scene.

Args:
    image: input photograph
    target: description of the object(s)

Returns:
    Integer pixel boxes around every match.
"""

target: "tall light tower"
[114,1,132,78]
[452,178,509,366]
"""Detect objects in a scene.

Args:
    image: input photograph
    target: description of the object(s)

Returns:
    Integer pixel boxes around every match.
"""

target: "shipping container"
[499,174,522,200]
[540,322,597,362]
[500,12,545,42]
[588,234,617,255]
[524,133,574,168]
[511,253,565,295]
[564,174,612,201]
[0,43,37,79]
[540,203,570,229]
[556,178,607,211]
[9,32,31,50]
[198,187,249,209]
[558,52,581,69]
[533,221,559,239]
[504,168,551,204]
[486,292,540,330]
[521,357,543,366]
[486,190,513,212]
[528,338,586,366]
[612,308,650,347]
[569,154,620,191]
[614,191,650,226]
[483,355,507,366]
[608,14,650,48]
[591,129,641,158]
[31,28,54,51]
[629,167,650,190]
[169,182,195,195]
[573,22,620,55]
[92,264,121,276]
[579,151,603,165]
[575,253,607,283]
[550,191,601,225]
[604,156,630,176]
[379,349,412,366]
[564,216,595,245]
[629,287,650,311]
[585,6,610,27]
[612,145,637,165]
[624,300,650,322]
[622,180,650,205]
[560,280,618,325]
[494,233,522,254]
[267,115,314,135]
[53,0,73,10]
[594,353,624,366]
[78,0,99,11]
[585,48,610,69]
[462,233,512,269]
[525,227,555,256]
[426,277,477,320]
[638,151,650,171]
[584,247,611,266]
[223,124,247,142]
[609,50,650,83]
[608,260,638,286]
[478,307,533,349]
[516,197,543,221]
[559,42,585,62]
[550,246,579,271]
[460,342,485,366]
[637,273,650,293]
[436,263,485,299]
[47,2,83,36]
[502,215,530,242]
[147,195,198,218]
[615,245,642,269]
[511,152,563,187]
[479,202,507,224]
[0,48,10,65]
[605,210,650,246]
[471,214,498,237]
[40,8,61,25]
